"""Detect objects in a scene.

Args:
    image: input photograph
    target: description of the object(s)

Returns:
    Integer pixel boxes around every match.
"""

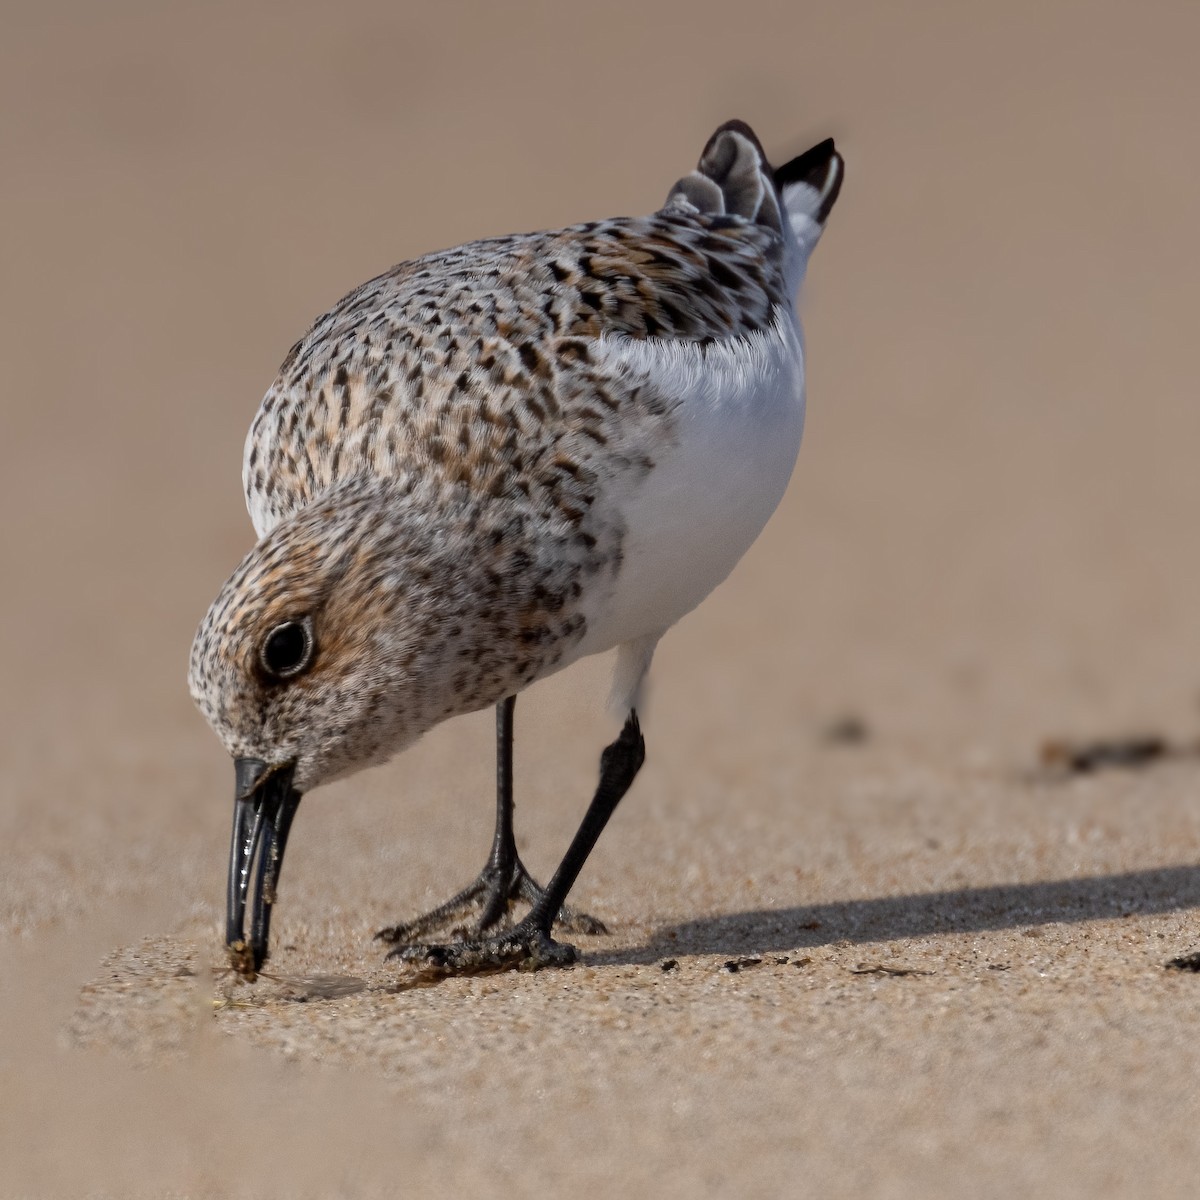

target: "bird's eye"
[260,619,315,680]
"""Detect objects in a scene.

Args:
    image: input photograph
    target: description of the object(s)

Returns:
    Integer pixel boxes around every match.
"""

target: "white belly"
[574,308,806,659]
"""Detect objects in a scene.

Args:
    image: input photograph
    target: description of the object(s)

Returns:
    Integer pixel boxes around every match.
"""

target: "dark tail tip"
[775,138,843,224]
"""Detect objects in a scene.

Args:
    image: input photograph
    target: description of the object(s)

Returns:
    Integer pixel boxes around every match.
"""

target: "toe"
[524,934,579,968]
[383,929,579,974]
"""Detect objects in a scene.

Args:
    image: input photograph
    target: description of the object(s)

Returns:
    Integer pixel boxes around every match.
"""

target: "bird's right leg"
[374,695,606,947]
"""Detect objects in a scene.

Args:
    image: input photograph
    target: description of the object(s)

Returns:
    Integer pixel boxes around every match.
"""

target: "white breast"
[574,307,806,660]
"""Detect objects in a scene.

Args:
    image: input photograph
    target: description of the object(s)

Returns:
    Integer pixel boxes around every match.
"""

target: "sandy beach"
[6,1,1200,1195]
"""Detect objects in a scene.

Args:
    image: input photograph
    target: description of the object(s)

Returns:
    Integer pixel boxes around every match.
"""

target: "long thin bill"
[226,760,301,976]
[248,784,301,969]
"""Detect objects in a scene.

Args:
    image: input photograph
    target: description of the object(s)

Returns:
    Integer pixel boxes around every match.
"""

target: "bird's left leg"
[374,696,605,947]
[389,710,646,973]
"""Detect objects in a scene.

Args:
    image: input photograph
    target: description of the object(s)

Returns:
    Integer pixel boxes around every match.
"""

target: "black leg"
[375,696,607,947]
[390,711,646,973]
[490,693,517,870]
[473,694,518,928]
[524,712,645,933]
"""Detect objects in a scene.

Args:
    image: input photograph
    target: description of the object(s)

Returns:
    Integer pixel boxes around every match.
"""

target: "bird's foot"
[373,858,606,947]
[387,918,579,976]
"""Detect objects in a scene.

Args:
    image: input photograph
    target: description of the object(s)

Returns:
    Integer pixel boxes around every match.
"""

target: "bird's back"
[240,122,823,540]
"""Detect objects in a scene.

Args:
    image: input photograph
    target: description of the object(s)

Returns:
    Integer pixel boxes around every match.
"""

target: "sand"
[6,1,1200,1196]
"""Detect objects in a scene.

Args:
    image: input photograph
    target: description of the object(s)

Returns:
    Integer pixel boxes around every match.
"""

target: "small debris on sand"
[823,715,871,745]
[226,939,258,982]
[1040,735,1169,775]
[849,963,932,977]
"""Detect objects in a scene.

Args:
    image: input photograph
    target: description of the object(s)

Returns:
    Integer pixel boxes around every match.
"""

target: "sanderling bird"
[189,119,843,977]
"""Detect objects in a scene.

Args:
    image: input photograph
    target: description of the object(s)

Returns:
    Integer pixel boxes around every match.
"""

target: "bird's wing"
[241,123,832,539]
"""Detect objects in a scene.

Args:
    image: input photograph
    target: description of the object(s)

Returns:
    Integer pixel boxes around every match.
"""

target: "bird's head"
[188,477,435,793]
[188,473,480,975]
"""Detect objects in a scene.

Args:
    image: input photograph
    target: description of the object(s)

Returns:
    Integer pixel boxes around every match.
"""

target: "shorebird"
[189,120,843,977]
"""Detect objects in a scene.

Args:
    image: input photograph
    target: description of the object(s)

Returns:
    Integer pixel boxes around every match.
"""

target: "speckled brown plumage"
[243,209,789,538]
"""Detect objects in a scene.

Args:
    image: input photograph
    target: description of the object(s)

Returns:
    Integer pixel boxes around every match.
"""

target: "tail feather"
[775,137,844,227]
[664,119,784,232]
[664,120,844,255]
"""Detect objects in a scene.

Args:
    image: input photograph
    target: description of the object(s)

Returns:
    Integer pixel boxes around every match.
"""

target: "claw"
[375,859,606,947]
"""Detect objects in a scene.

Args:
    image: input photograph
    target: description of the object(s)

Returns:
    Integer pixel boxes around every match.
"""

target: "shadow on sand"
[587,863,1200,966]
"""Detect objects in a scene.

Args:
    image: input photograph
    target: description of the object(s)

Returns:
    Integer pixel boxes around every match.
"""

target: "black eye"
[260,619,315,680]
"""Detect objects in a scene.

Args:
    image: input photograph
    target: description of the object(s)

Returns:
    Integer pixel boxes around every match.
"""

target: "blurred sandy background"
[5,1,1200,1196]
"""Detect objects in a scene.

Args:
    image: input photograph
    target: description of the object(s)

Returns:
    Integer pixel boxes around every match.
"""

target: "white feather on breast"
[573,306,806,661]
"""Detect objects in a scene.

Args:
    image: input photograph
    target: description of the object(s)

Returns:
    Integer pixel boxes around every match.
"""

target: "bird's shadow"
[587,863,1200,966]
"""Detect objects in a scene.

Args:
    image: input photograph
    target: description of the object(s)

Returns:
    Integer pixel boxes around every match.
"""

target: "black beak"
[227,757,302,978]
